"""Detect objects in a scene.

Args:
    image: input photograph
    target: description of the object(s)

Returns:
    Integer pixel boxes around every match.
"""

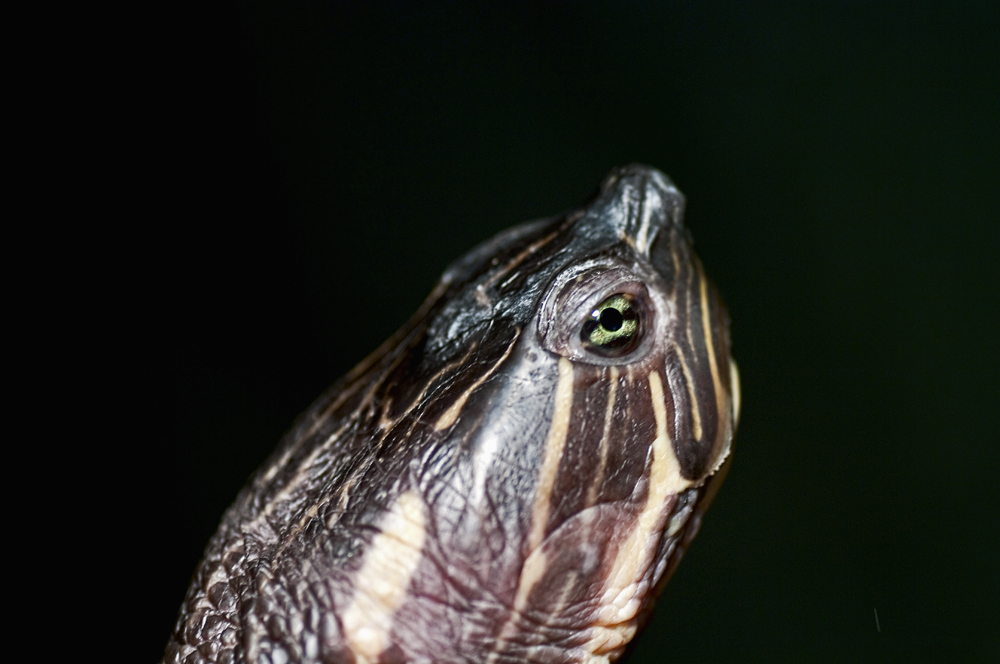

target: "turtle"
[164,164,740,664]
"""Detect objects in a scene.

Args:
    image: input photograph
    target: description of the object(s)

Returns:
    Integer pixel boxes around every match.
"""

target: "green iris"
[581,293,640,355]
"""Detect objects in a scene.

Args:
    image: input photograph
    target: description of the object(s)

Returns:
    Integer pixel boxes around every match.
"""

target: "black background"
[137,2,998,662]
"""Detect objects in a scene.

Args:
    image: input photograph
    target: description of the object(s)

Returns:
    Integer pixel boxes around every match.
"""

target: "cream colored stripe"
[697,264,725,434]
[729,357,741,427]
[476,230,561,302]
[342,491,427,664]
[643,372,690,524]
[524,356,575,552]
[584,371,691,658]
[382,342,476,432]
[434,329,520,431]
[675,346,703,441]
[586,365,618,506]
[635,193,655,255]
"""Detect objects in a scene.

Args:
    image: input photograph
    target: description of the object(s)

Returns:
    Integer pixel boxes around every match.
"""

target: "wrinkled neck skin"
[165,165,738,664]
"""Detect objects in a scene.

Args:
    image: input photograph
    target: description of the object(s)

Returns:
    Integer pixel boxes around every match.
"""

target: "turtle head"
[164,165,739,664]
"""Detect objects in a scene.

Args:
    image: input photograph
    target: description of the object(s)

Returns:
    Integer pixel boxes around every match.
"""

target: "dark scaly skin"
[165,165,738,664]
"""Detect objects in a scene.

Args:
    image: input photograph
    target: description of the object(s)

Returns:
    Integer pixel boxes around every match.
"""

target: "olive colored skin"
[165,165,738,664]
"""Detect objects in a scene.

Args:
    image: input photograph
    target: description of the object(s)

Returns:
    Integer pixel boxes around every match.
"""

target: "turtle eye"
[538,267,654,365]
[580,293,641,356]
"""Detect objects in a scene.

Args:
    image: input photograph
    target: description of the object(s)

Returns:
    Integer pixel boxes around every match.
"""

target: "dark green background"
[144,3,999,661]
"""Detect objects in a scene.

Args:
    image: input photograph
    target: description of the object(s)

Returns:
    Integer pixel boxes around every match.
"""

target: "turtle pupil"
[579,293,642,358]
[599,308,623,331]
